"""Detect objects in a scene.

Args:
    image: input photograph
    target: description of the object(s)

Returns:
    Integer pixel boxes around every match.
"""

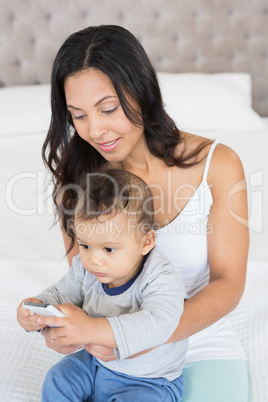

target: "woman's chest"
[147,165,204,228]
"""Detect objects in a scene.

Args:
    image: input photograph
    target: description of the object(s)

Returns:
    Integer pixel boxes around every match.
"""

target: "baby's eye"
[104,247,116,253]
[78,243,90,250]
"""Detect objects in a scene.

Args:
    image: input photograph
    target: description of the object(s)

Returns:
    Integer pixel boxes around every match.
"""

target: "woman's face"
[64,69,145,163]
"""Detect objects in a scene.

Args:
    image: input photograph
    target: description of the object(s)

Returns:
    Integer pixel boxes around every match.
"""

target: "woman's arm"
[127,144,249,358]
[169,144,249,342]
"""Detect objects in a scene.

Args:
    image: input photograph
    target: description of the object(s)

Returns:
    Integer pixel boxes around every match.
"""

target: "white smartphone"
[22,301,65,327]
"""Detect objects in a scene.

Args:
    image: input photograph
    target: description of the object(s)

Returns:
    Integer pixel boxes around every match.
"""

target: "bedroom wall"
[0,0,267,115]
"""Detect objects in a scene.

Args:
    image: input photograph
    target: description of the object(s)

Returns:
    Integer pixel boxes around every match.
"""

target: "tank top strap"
[202,140,219,183]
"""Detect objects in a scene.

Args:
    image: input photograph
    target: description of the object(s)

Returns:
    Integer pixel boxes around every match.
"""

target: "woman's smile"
[97,138,121,153]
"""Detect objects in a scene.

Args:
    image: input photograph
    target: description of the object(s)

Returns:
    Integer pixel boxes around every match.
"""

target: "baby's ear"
[141,229,156,255]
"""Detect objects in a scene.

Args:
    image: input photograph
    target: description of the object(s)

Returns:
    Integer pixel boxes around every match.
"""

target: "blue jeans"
[41,349,185,401]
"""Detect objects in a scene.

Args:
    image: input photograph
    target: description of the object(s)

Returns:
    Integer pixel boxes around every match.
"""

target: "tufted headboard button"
[45,13,52,21]
[13,59,22,67]
[29,37,37,45]
[8,13,15,23]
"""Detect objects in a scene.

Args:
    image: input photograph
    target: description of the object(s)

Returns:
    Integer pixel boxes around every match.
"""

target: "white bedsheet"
[0,259,267,401]
[0,260,68,402]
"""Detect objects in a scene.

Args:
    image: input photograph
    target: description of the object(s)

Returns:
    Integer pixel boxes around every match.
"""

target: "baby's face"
[75,212,148,288]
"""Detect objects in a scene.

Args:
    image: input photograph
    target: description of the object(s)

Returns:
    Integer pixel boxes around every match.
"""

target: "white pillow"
[158,72,265,131]
[0,85,51,137]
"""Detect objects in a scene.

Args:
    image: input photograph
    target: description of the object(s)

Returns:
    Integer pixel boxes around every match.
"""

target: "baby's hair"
[75,169,154,234]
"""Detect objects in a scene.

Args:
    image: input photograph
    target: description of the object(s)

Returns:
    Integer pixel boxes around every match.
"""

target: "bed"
[0,1,267,401]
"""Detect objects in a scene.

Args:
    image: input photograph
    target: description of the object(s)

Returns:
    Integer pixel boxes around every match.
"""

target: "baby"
[17,169,187,401]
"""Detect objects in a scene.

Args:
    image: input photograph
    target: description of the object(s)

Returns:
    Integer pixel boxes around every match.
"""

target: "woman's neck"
[120,149,161,176]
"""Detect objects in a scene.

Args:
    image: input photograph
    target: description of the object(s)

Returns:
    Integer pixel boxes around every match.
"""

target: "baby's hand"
[37,303,91,346]
[17,298,47,332]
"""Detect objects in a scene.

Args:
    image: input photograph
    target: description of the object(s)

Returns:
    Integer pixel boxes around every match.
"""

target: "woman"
[42,25,249,401]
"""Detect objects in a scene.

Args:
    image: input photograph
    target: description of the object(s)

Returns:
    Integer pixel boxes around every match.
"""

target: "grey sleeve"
[107,266,186,360]
[35,256,85,307]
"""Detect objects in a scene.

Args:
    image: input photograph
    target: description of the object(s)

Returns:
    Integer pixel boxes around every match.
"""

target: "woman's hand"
[41,330,117,359]
[84,344,116,362]
[41,329,117,359]
[17,298,47,332]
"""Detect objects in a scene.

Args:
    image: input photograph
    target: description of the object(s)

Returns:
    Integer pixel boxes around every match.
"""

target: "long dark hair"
[42,25,210,246]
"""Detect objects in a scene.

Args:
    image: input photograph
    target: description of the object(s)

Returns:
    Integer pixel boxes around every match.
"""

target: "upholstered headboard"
[0,0,267,116]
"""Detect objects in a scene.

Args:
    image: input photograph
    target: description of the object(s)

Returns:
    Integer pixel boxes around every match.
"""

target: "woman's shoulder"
[180,131,245,188]
[177,131,213,162]
[181,131,243,169]
[208,142,245,199]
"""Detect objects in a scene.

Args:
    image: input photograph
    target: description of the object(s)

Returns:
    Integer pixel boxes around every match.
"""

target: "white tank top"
[155,141,245,363]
